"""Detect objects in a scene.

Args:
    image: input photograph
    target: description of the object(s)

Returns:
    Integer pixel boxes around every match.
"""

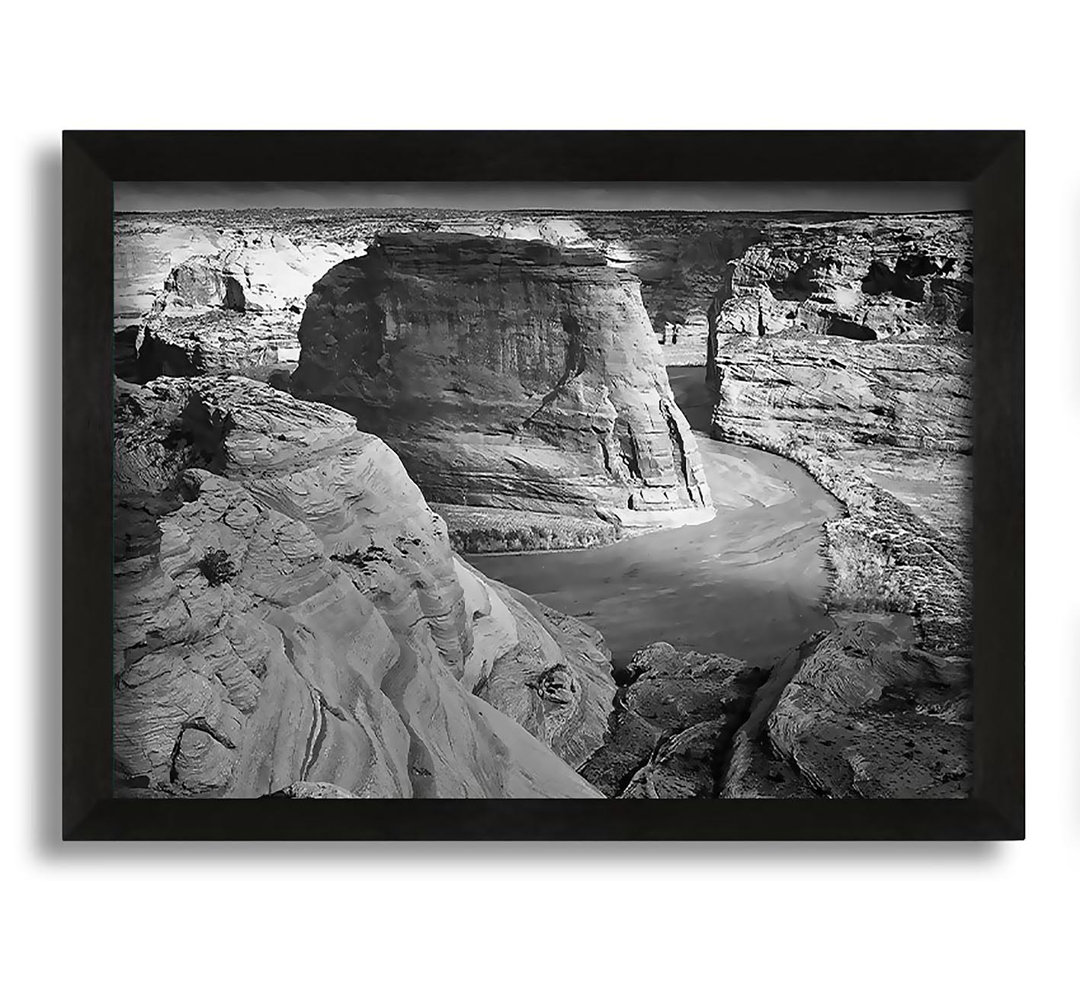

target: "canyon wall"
[114,221,364,382]
[705,213,973,657]
[114,376,615,798]
[115,210,972,376]
[290,233,712,531]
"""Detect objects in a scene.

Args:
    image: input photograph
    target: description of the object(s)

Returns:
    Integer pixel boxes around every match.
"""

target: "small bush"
[826,526,913,613]
[197,549,236,586]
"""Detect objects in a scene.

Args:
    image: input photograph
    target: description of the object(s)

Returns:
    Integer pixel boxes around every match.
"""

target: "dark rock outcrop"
[580,642,764,798]
[114,376,614,798]
[290,233,712,532]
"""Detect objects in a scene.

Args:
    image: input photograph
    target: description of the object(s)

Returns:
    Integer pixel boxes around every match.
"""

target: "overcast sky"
[115,181,971,213]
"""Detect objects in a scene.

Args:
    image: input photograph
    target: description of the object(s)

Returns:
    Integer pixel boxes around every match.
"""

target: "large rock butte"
[113,376,614,798]
[290,233,712,530]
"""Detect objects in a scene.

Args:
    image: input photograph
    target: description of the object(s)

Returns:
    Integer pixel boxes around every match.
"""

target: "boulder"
[580,642,764,798]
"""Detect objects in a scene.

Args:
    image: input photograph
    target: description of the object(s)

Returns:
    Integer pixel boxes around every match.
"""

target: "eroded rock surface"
[721,616,971,798]
[114,376,614,797]
[580,642,764,798]
[705,213,973,654]
[114,221,364,381]
[291,233,712,531]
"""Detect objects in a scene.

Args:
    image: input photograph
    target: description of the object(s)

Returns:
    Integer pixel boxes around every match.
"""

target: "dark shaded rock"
[580,642,764,798]
[115,325,142,380]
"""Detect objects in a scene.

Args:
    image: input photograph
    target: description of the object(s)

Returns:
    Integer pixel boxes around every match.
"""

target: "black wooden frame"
[62,131,1024,840]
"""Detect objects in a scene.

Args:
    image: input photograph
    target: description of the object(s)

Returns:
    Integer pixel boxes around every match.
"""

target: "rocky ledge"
[579,616,971,800]
[113,376,615,798]
[289,233,712,538]
[722,615,971,798]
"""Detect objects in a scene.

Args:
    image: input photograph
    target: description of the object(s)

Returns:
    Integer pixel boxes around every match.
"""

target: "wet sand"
[466,367,841,670]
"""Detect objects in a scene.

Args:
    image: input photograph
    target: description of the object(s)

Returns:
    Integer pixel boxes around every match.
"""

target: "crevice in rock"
[662,402,691,496]
[162,392,235,475]
[223,275,247,312]
[520,311,588,429]
[168,716,238,784]
[617,420,642,484]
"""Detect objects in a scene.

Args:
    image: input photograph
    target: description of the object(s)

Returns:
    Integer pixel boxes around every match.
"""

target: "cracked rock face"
[114,376,614,798]
[290,233,712,528]
[722,616,972,798]
[706,214,972,466]
[579,642,764,798]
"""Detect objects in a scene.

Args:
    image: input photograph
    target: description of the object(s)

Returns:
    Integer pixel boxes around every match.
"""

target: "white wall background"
[4,3,1074,997]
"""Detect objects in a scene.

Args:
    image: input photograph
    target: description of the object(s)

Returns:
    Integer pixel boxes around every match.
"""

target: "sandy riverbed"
[466,367,842,669]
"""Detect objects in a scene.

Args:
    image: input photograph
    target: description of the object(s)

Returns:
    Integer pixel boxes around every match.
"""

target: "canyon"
[113,205,974,799]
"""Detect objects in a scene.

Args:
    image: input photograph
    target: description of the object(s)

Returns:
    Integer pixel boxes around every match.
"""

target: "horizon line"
[115,181,972,214]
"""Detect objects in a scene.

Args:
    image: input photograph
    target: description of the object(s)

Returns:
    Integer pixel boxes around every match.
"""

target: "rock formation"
[704,215,973,659]
[290,233,712,534]
[704,216,973,478]
[722,616,971,798]
[691,214,974,795]
[580,643,764,798]
[111,209,978,801]
[579,617,971,800]
[114,220,363,381]
[114,375,615,797]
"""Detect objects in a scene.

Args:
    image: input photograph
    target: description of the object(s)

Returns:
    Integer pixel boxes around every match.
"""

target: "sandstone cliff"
[114,221,363,381]
[290,233,712,534]
[113,376,614,797]
[705,216,973,658]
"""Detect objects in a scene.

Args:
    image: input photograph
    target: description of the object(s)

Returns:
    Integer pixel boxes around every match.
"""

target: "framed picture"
[63,130,1023,839]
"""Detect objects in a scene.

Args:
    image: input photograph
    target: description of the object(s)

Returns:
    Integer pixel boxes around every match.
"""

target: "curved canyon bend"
[467,366,842,670]
[112,206,974,800]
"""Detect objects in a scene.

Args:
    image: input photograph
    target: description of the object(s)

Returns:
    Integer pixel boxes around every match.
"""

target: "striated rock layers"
[115,224,364,382]
[113,376,615,798]
[580,643,764,799]
[706,214,973,658]
[290,233,712,529]
[706,214,973,460]
[722,616,971,799]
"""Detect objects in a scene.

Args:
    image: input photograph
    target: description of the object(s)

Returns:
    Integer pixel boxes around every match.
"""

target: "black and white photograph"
[111,181,976,801]
[15,3,1079,997]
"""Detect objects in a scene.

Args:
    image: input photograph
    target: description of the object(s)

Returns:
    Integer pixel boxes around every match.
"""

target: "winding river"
[465,366,842,671]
